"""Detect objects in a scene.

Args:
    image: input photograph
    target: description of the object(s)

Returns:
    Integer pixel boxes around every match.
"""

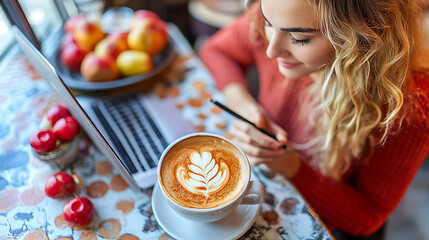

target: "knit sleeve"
[291,92,429,236]
[199,2,262,90]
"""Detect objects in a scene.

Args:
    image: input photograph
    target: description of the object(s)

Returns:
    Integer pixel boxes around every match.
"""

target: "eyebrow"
[260,3,319,33]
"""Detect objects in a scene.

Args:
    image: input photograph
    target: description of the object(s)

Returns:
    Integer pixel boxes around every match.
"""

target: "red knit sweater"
[200,3,429,236]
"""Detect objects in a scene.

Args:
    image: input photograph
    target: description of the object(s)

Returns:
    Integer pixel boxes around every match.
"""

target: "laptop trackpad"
[142,93,194,143]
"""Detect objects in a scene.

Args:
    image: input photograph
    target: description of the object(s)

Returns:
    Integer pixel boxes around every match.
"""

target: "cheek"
[294,42,334,67]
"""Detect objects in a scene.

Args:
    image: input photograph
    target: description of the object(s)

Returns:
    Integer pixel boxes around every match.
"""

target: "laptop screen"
[12,26,140,190]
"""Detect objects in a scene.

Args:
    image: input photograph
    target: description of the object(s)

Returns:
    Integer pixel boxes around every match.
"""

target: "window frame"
[0,0,74,61]
[0,0,40,50]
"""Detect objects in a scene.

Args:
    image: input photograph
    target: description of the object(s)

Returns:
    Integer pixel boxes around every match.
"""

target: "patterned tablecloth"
[0,25,333,240]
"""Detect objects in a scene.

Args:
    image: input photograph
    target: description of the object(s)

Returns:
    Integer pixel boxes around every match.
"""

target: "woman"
[200,0,429,238]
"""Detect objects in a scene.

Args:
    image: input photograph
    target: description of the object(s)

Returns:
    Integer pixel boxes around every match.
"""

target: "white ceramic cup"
[157,132,265,223]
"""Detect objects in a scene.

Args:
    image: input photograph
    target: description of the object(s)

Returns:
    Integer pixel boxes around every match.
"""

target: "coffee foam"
[160,136,249,209]
[176,151,230,197]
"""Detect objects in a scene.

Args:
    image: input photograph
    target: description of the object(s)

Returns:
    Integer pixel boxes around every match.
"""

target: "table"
[0,24,334,240]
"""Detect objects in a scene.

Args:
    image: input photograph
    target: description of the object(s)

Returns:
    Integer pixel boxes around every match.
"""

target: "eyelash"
[265,22,311,46]
[291,38,310,46]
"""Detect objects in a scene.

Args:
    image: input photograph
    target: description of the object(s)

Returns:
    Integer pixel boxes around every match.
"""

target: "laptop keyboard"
[90,94,168,174]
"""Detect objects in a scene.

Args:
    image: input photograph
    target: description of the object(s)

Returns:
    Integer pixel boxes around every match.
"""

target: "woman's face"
[261,0,335,80]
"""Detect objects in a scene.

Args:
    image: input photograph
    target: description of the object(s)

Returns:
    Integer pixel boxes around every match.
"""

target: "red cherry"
[30,129,57,153]
[45,172,76,199]
[63,196,95,226]
[53,116,80,141]
[47,105,71,126]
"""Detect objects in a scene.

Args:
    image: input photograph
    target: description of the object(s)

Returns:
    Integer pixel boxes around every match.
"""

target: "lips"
[277,59,301,69]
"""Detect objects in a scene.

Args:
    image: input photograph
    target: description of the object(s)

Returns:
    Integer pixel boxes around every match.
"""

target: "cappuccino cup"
[157,132,265,222]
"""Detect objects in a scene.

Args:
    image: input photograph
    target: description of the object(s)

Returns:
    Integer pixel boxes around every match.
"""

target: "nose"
[266,30,289,59]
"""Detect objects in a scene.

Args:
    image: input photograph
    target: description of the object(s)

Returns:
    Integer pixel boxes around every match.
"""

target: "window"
[0,7,14,59]
[18,0,62,41]
[0,0,74,59]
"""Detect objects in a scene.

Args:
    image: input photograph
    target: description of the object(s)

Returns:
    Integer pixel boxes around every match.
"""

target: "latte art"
[159,135,249,209]
[176,151,230,197]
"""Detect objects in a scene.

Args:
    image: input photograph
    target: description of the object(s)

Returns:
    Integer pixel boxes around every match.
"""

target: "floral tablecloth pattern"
[0,26,333,240]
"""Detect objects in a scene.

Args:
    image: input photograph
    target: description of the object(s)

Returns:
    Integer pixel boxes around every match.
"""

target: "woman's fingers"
[261,118,288,145]
[232,137,286,158]
[251,110,268,129]
[232,120,281,149]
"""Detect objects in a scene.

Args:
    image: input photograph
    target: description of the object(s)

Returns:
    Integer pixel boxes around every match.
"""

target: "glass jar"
[32,134,80,169]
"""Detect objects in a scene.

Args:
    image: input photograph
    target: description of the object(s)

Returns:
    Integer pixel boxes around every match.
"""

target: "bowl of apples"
[30,105,80,169]
[50,9,176,91]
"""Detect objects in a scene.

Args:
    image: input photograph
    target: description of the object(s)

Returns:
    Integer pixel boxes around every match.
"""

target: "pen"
[210,99,287,150]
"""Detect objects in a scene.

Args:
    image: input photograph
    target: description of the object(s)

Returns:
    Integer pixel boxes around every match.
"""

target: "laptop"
[12,26,195,190]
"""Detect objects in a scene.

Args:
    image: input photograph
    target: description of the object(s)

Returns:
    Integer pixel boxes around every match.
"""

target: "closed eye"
[291,38,310,46]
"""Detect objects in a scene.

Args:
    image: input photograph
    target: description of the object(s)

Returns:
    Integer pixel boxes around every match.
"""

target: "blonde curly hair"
[245,0,429,180]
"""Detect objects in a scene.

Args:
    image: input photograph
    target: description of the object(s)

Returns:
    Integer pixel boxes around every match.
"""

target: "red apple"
[45,172,76,199]
[73,21,105,50]
[47,105,71,126]
[80,53,120,82]
[52,116,80,141]
[30,129,57,153]
[63,196,95,226]
[130,10,160,30]
[134,9,160,19]
[64,14,87,33]
[60,33,76,52]
[127,18,168,56]
[107,32,129,50]
[107,32,128,43]
[61,43,90,70]
[94,37,127,59]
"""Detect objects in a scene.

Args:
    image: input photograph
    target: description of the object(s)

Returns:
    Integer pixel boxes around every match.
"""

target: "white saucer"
[152,183,261,240]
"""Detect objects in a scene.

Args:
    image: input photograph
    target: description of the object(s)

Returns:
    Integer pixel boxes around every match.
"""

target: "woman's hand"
[230,115,301,178]
[223,83,302,178]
